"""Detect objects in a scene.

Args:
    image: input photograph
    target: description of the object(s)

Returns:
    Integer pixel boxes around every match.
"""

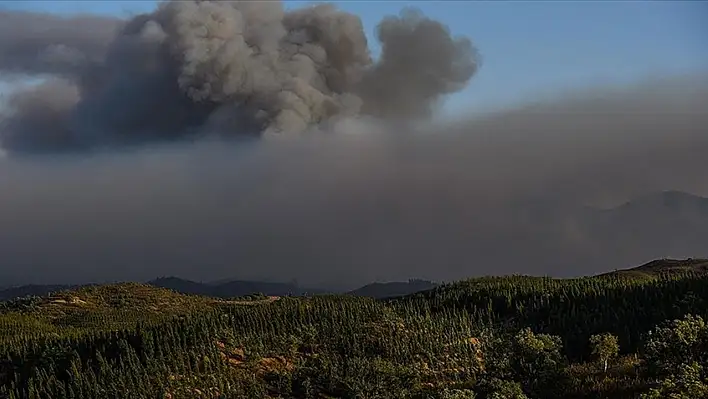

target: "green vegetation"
[589,333,619,373]
[1,260,707,398]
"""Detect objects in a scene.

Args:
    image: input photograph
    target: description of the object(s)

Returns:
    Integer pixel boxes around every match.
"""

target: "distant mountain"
[0,277,433,301]
[495,190,708,276]
[3,256,708,303]
[0,284,76,301]
[147,277,329,298]
[590,191,708,261]
[0,278,329,302]
[347,279,438,299]
[612,190,708,214]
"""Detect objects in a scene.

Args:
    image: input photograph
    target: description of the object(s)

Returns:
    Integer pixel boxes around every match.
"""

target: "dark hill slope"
[0,277,328,303]
[628,257,708,273]
[399,258,708,359]
[0,284,76,301]
[600,257,708,280]
[346,279,438,298]
[147,277,327,298]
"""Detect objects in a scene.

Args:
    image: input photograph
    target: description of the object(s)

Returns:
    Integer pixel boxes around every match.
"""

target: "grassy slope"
[0,283,220,344]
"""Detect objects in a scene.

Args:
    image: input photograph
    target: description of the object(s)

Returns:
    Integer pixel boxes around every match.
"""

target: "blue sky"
[1,0,707,115]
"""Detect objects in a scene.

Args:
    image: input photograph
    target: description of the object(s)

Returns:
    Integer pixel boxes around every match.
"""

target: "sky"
[1,0,706,115]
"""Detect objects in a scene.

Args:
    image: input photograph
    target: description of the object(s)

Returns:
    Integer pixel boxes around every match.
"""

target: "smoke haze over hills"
[0,1,706,287]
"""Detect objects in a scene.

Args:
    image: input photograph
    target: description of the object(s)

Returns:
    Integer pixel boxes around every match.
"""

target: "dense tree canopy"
[1,267,707,398]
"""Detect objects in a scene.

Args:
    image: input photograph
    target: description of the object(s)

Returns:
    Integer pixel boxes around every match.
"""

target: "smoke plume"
[0,1,478,152]
[0,2,706,288]
[0,10,120,77]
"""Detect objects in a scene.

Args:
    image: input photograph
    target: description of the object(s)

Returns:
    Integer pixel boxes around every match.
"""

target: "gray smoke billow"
[0,1,707,287]
[0,10,120,77]
[0,1,478,152]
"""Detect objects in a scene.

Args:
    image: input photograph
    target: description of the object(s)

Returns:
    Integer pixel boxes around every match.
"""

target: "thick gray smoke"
[1,74,707,287]
[0,2,706,288]
[0,1,478,152]
[0,10,120,76]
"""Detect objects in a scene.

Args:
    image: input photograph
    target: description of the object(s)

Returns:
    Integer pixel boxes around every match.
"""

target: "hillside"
[0,278,325,303]
[0,284,76,301]
[625,257,708,274]
[346,279,438,298]
[147,276,322,297]
[1,259,707,398]
[1,277,439,303]
[0,283,220,343]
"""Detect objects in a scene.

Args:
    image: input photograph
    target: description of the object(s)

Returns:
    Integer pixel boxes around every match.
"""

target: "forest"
[1,258,707,398]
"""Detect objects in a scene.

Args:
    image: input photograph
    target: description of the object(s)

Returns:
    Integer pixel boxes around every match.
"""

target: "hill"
[0,283,221,341]
[1,258,707,398]
[601,257,708,279]
[147,276,330,297]
[1,277,440,303]
[0,277,329,304]
[346,279,438,298]
[626,257,708,274]
[0,284,76,301]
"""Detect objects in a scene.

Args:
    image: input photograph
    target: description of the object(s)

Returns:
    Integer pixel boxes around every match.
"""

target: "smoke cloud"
[0,1,478,151]
[0,2,706,288]
[0,10,121,77]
